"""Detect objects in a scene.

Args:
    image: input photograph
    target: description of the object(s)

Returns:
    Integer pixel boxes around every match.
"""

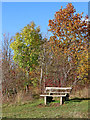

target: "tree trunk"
[26,69,30,93]
[40,67,43,92]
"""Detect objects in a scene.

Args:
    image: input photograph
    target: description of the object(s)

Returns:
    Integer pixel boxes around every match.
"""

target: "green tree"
[10,22,43,91]
[10,22,43,74]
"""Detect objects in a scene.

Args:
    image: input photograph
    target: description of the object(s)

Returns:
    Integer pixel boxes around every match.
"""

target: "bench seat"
[40,95,66,97]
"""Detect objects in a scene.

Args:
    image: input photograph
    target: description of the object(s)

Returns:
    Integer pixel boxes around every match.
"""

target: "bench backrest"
[46,87,72,90]
[45,87,72,94]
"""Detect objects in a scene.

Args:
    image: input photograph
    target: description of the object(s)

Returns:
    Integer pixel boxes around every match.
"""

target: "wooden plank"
[47,92,70,93]
[46,87,72,90]
[46,87,72,89]
[40,95,66,97]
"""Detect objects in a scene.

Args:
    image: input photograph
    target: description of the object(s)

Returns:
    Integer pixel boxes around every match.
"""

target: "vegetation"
[48,3,88,86]
[10,22,43,72]
[2,3,89,119]
[2,98,89,118]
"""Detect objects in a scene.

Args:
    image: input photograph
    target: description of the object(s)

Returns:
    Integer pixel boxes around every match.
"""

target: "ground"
[2,97,89,119]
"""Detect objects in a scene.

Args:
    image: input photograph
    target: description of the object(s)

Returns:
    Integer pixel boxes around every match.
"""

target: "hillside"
[2,97,89,119]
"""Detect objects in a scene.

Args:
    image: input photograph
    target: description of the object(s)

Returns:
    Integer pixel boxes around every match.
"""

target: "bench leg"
[60,97,62,105]
[44,96,47,105]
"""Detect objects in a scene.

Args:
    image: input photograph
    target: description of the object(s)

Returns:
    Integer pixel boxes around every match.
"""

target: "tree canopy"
[10,22,43,73]
[48,3,88,85]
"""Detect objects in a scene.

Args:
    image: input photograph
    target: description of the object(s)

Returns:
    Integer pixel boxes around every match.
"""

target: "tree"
[10,22,43,92]
[10,22,43,73]
[2,34,18,97]
[48,3,88,86]
[38,38,51,91]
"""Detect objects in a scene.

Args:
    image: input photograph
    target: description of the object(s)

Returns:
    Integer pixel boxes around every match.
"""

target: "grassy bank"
[2,97,89,118]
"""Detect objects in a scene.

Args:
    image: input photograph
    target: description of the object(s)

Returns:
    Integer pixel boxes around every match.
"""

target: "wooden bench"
[40,87,72,105]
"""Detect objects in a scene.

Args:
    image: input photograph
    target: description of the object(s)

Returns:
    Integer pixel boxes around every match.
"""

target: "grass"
[2,97,89,119]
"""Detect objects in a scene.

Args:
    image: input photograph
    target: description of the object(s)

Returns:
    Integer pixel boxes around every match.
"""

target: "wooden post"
[66,93,69,101]
[44,96,47,105]
[60,96,62,105]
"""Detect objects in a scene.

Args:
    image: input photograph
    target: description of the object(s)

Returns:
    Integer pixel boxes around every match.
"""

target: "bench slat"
[40,95,66,97]
[47,92,70,93]
[46,87,72,90]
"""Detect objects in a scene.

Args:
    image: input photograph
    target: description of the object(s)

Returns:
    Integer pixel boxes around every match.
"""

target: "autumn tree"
[2,34,12,92]
[48,3,88,86]
[2,34,18,97]
[38,38,50,91]
[10,22,43,91]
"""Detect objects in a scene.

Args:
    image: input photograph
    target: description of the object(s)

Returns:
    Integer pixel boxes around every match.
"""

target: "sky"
[2,2,88,39]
